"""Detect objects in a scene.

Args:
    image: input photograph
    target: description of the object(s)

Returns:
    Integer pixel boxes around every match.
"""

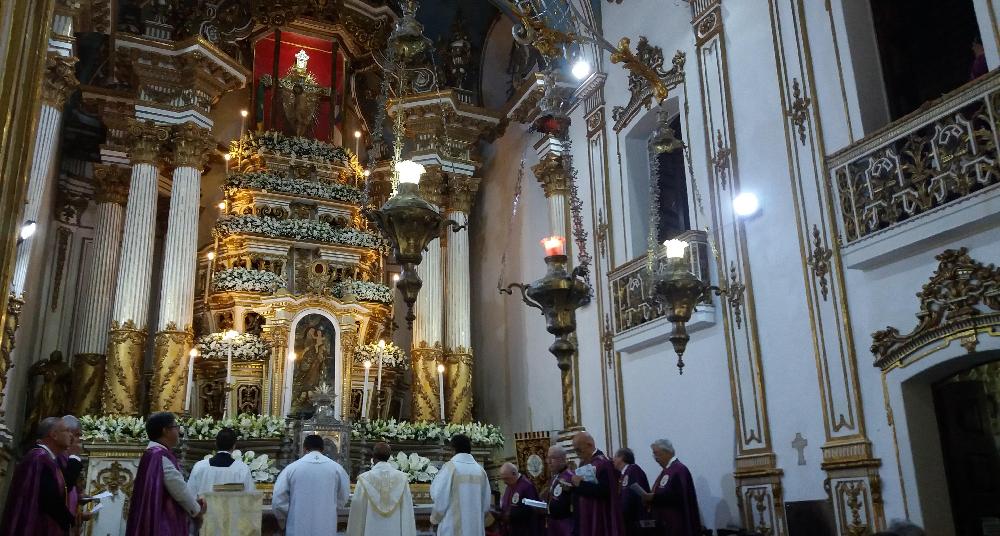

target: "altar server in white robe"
[430,434,492,536]
[186,427,255,497]
[347,442,417,536]
[272,434,350,535]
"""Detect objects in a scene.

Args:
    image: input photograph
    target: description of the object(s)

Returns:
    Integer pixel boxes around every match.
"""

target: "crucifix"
[260,48,333,138]
[791,433,808,466]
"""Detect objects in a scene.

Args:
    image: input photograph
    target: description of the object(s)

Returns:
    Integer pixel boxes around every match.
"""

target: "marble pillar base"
[0,294,24,415]
[102,324,147,414]
[410,344,443,422]
[70,353,106,415]
[150,329,193,413]
[445,350,473,423]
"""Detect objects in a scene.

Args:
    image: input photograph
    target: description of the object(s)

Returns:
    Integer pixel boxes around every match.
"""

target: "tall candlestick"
[223,330,238,418]
[362,360,372,419]
[185,348,197,413]
[437,362,446,422]
[354,130,361,156]
[376,340,386,392]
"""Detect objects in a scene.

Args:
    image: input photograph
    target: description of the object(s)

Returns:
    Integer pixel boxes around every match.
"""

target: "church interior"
[1,0,999,534]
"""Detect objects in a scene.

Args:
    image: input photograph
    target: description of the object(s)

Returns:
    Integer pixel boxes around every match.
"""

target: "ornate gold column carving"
[445,175,480,214]
[411,341,443,421]
[338,317,359,420]
[149,325,193,412]
[531,152,570,198]
[0,295,24,416]
[126,119,170,165]
[40,53,79,110]
[443,174,479,423]
[418,168,448,206]
[263,323,289,416]
[69,353,106,415]
[92,164,130,206]
[168,122,213,169]
[445,349,473,423]
[102,320,147,415]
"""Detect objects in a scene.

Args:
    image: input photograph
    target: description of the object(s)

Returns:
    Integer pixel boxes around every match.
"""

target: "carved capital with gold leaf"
[532,154,570,198]
[93,164,130,206]
[168,123,214,170]
[446,176,481,214]
[125,119,170,165]
[41,53,80,109]
[418,168,448,207]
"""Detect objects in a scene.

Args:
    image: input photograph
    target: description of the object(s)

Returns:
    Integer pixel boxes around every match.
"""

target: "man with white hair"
[496,462,541,535]
[542,446,575,536]
[642,439,701,536]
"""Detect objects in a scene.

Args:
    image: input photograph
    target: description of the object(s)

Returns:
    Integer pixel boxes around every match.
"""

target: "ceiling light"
[572,59,591,80]
[733,192,760,217]
[19,221,36,241]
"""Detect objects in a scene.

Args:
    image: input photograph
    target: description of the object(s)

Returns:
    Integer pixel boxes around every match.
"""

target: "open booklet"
[575,464,598,483]
[521,498,547,509]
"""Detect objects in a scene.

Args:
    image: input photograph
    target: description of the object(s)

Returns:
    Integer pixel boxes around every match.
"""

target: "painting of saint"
[291,314,336,414]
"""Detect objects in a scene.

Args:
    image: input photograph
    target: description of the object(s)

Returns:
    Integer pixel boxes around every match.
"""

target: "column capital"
[126,119,170,165]
[531,153,570,198]
[41,53,79,109]
[167,123,214,170]
[418,168,448,207]
[446,175,481,214]
[93,164,130,206]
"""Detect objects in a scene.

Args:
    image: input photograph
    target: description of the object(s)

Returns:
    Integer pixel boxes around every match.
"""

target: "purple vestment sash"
[0,447,68,536]
[650,459,702,536]
[575,450,624,536]
[125,445,189,536]
[500,475,542,536]
[620,464,653,535]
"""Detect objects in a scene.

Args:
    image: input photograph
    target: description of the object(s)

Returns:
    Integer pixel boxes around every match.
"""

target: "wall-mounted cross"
[791,433,808,466]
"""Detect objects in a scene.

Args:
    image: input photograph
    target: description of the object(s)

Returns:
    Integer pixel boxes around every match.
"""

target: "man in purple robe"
[0,416,76,535]
[59,415,85,533]
[126,412,205,536]
[570,431,624,536]
[614,448,654,536]
[542,445,575,536]
[642,439,701,536]
[497,462,542,536]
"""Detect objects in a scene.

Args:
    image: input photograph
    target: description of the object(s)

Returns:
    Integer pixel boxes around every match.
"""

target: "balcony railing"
[608,230,711,337]
[829,70,1000,247]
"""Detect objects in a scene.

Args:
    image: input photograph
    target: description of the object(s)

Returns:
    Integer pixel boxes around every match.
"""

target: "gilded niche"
[291,314,337,413]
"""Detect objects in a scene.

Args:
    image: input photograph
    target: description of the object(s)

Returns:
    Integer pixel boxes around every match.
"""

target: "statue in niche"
[245,312,266,337]
[24,351,72,437]
[261,49,331,138]
[291,314,336,413]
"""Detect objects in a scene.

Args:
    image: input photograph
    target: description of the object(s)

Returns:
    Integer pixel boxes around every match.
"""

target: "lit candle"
[541,236,566,257]
[354,130,362,156]
[437,363,446,422]
[362,360,372,419]
[663,238,689,259]
[375,340,385,392]
[223,153,231,176]
[223,330,238,418]
[185,348,197,413]
[240,109,248,139]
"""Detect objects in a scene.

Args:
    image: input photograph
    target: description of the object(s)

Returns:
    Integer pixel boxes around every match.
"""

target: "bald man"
[542,446,575,536]
[496,463,541,536]
[0,417,76,534]
[570,432,624,536]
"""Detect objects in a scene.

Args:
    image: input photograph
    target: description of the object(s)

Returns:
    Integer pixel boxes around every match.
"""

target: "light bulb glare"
[396,160,425,185]
[437,363,446,373]
[572,59,591,80]
[218,202,226,210]
[354,130,362,139]
[240,109,249,118]
[19,221,37,240]
[363,169,371,177]
[732,192,761,217]
[364,360,372,368]
[206,251,216,260]
[189,348,198,357]
[535,78,545,86]
[663,239,689,259]
[223,153,232,161]
[224,329,239,340]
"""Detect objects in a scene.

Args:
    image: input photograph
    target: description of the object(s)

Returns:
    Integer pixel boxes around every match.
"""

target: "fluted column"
[9,54,78,298]
[444,175,479,423]
[151,123,213,413]
[102,120,169,415]
[69,165,129,415]
[411,171,446,422]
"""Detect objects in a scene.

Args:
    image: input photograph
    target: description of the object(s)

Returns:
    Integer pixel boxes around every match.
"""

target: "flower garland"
[225,171,365,205]
[334,279,393,304]
[201,449,280,483]
[80,415,147,442]
[388,452,440,483]
[351,419,506,448]
[196,332,271,361]
[181,414,286,441]
[213,215,387,251]
[212,267,286,293]
[231,131,352,163]
[353,341,409,369]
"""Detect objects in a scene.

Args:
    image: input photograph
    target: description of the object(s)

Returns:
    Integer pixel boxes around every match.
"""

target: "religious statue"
[24,351,72,437]
[261,48,331,138]
[291,315,336,412]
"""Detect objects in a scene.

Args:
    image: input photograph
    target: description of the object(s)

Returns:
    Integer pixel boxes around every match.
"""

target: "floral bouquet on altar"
[352,341,409,369]
[80,415,147,442]
[351,419,506,448]
[196,332,271,361]
[231,131,353,164]
[181,414,286,441]
[334,279,394,304]
[225,171,365,204]
[213,215,388,252]
[212,267,286,293]
[389,452,439,483]
[202,449,280,483]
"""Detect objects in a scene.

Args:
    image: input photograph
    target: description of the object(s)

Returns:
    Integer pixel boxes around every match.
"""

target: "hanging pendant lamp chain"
[497,156,527,292]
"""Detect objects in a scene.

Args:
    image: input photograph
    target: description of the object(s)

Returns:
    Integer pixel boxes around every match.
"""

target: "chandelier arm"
[499,283,544,311]
[562,0,618,54]
[441,219,466,233]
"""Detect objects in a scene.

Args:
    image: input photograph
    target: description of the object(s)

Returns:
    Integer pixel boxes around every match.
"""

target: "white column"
[73,166,128,355]
[410,173,446,422]
[443,175,479,423]
[110,160,160,328]
[444,211,470,350]
[547,193,568,239]
[414,242,443,348]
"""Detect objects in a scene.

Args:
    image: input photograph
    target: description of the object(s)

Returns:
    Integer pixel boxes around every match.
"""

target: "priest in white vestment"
[186,428,255,497]
[347,442,417,536]
[272,434,350,535]
[430,434,492,536]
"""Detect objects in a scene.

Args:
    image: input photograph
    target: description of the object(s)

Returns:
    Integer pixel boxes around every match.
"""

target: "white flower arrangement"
[201,449,280,483]
[351,419,506,448]
[196,332,271,361]
[80,415,147,442]
[353,341,409,369]
[231,131,352,163]
[388,452,440,483]
[181,414,286,441]
[213,215,387,251]
[212,267,286,293]
[226,171,364,205]
[334,279,393,304]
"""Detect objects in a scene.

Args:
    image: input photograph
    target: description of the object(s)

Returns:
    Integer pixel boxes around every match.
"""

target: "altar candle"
[437,363,446,422]
[185,348,197,413]
[362,360,372,419]
[224,330,238,418]
[541,236,566,256]
[375,340,386,392]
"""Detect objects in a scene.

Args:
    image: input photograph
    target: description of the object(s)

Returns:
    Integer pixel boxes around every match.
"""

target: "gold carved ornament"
[410,342,443,422]
[445,349,473,423]
[871,247,1000,369]
[102,321,148,415]
[168,123,214,170]
[0,295,24,414]
[150,327,194,413]
[69,353,106,416]
[92,165,130,206]
[126,119,170,165]
[41,53,79,109]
